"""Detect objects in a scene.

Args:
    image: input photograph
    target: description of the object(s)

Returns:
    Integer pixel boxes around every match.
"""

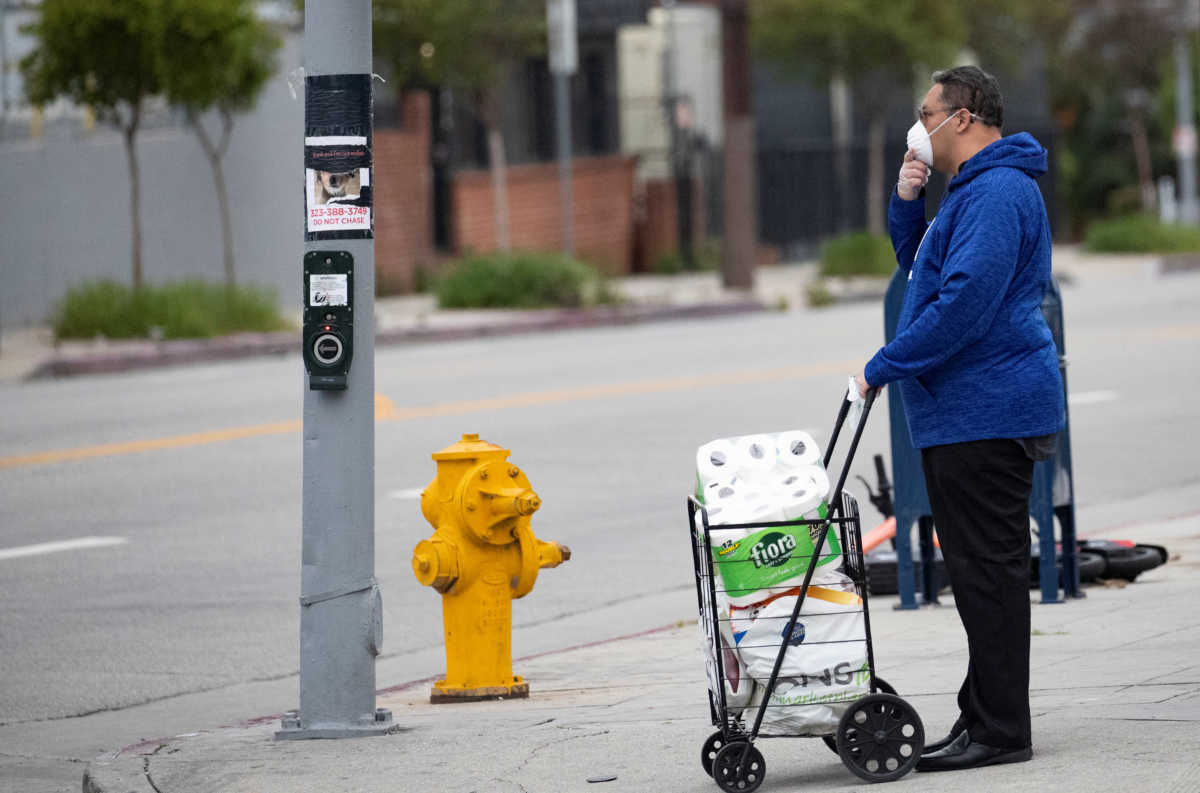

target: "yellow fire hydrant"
[412,434,570,702]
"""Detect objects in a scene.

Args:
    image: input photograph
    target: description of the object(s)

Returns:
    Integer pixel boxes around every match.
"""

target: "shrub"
[52,280,291,340]
[651,239,722,274]
[818,232,897,278]
[434,250,615,309]
[1083,215,1200,253]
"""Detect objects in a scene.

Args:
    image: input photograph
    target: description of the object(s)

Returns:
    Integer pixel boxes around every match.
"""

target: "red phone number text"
[310,206,369,218]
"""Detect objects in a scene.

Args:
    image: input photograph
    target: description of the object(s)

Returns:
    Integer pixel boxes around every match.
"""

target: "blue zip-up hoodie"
[864,132,1064,449]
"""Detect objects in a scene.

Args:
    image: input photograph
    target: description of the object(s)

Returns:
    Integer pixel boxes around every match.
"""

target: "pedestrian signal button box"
[302,250,354,390]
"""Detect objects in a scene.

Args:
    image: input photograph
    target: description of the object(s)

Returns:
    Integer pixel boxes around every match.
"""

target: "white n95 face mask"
[905,110,963,167]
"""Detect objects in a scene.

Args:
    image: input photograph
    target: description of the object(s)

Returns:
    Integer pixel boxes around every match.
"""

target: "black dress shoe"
[917,732,1033,773]
[921,717,967,755]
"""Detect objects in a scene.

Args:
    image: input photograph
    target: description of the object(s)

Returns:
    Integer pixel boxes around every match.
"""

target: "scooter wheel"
[1104,546,1163,582]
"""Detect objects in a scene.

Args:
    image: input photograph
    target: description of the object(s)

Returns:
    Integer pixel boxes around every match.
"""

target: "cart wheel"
[836,693,923,783]
[712,742,765,793]
[822,677,897,754]
[701,731,727,777]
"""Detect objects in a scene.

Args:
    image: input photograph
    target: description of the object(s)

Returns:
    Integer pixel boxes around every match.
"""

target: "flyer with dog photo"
[304,135,372,236]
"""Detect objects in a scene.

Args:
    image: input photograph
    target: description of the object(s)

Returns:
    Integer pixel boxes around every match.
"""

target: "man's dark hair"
[932,65,1003,129]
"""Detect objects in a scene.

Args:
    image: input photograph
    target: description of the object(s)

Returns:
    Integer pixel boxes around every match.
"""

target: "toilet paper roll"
[776,430,821,469]
[703,478,742,505]
[733,435,778,477]
[776,466,831,520]
[696,439,739,487]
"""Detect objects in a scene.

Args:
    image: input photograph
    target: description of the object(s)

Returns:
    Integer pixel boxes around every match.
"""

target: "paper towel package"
[696,430,843,606]
[733,580,870,734]
[711,519,843,606]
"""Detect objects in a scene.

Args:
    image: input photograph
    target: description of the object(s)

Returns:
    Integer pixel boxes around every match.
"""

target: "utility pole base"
[275,708,394,740]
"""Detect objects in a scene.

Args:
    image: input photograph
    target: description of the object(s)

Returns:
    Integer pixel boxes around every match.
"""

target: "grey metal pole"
[1176,31,1199,225]
[554,72,575,256]
[277,0,392,740]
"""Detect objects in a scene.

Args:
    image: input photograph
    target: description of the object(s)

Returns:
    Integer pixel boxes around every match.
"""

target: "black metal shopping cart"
[688,388,924,791]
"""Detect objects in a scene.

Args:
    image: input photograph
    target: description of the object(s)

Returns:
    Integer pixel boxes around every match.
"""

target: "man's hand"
[854,366,870,399]
[897,149,930,201]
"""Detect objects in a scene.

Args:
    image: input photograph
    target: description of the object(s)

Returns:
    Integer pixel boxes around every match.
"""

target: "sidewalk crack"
[144,743,166,793]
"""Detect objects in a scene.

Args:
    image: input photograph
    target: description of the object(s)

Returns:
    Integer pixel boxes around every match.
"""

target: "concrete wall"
[0,36,304,330]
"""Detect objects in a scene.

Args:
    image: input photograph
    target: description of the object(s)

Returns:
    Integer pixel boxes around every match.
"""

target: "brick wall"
[633,178,708,272]
[374,91,433,293]
[451,154,637,275]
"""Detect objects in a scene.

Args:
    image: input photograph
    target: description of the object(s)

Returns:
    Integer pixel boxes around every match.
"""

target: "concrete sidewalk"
[83,510,1200,793]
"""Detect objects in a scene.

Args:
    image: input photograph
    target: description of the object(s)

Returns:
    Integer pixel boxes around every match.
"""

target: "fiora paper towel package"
[695,430,842,606]
[711,518,843,606]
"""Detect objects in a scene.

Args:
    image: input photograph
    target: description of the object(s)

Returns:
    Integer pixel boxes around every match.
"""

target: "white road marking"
[0,536,128,562]
[388,488,424,500]
[1069,390,1119,406]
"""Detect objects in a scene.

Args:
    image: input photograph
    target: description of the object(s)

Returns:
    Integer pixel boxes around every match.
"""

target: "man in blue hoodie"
[854,66,1064,772]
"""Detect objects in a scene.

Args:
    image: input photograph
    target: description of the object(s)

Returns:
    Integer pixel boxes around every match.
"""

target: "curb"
[1160,253,1200,274]
[26,300,765,380]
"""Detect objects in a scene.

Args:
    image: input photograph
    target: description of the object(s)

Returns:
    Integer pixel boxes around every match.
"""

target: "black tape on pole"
[304,74,373,241]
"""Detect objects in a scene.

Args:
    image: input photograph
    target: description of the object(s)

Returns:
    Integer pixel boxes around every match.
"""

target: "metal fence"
[757,126,1060,260]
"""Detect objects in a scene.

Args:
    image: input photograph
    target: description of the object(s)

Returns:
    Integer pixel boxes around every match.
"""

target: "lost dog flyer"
[304,74,373,240]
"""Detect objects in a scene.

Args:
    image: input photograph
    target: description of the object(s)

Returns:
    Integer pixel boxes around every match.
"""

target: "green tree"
[21,0,163,289]
[374,0,544,251]
[1046,1,1177,217]
[752,0,966,235]
[158,0,281,287]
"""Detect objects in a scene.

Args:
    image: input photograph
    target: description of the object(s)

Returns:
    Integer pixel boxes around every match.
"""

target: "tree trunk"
[830,71,852,233]
[212,154,235,287]
[191,110,237,287]
[866,111,887,236]
[486,124,511,252]
[1128,110,1156,213]
[122,118,144,290]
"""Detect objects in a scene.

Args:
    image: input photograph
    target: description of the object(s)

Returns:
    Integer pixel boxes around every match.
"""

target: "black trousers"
[922,438,1035,750]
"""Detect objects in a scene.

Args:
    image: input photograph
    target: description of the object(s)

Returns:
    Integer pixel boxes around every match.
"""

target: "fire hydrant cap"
[432,434,509,462]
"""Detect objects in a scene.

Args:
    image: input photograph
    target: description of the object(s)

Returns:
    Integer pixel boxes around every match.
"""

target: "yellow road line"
[0,359,858,470]
[0,420,303,469]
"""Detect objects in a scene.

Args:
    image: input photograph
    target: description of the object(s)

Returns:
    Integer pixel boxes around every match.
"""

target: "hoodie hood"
[949,132,1048,191]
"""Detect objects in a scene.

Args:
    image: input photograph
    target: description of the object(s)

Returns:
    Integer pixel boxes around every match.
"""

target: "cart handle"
[823,386,879,520]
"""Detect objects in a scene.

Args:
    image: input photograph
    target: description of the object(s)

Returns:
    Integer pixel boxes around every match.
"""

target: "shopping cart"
[688,388,924,791]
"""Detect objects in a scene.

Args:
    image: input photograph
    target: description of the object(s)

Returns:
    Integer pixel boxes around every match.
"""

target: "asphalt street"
[1,252,1197,792]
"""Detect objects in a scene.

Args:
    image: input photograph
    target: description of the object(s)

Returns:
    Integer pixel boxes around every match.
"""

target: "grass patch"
[805,280,834,308]
[434,250,616,309]
[819,232,897,278]
[52,280,291,341]
[1083,214,1200,253]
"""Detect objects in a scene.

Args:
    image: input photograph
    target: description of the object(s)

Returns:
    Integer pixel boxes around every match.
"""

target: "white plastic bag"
[734,582,870,735]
